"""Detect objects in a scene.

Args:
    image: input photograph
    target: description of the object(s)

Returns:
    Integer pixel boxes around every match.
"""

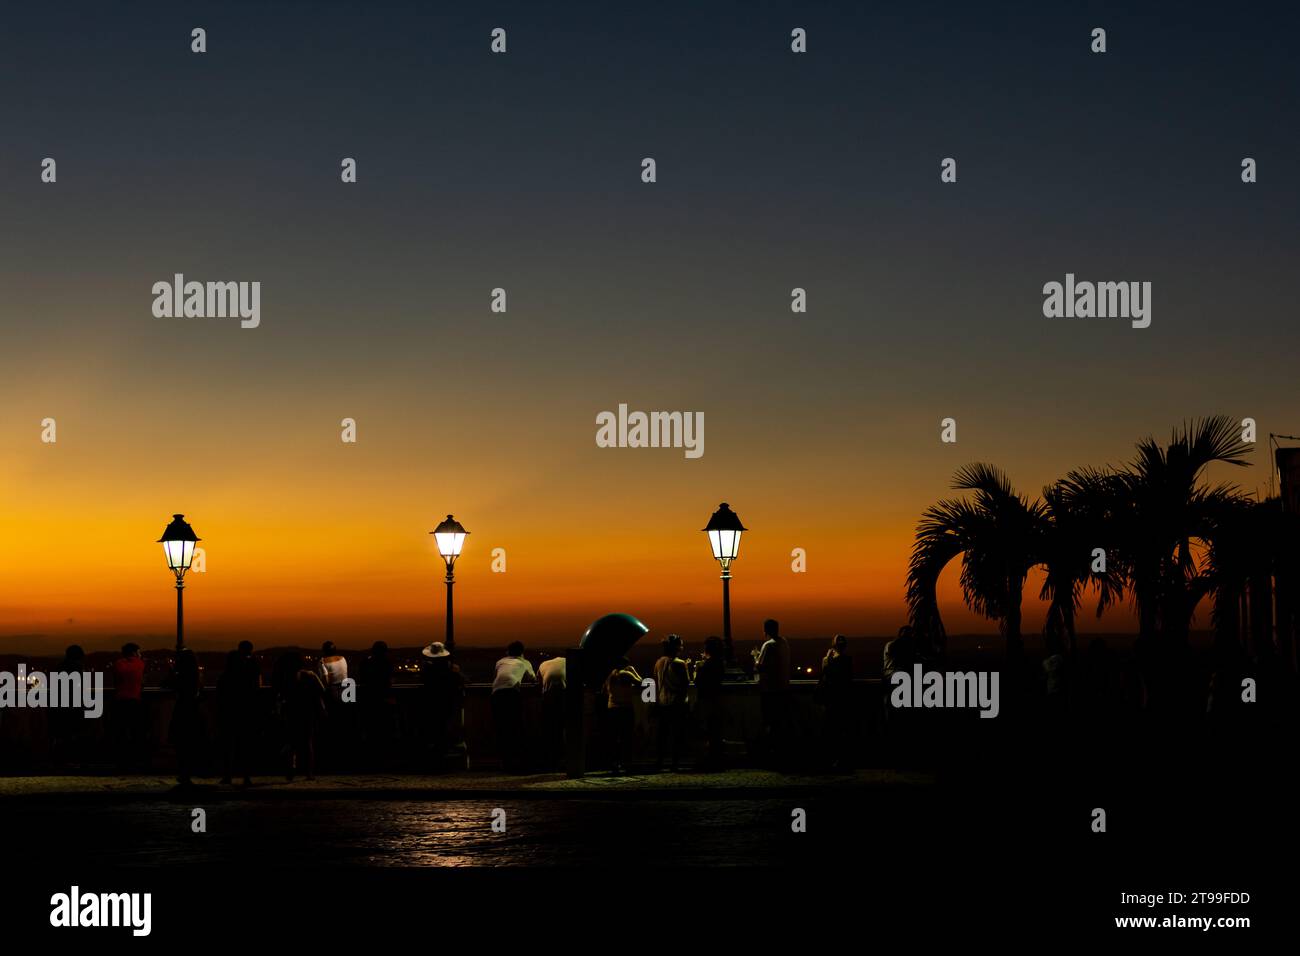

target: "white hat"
[422,642,450,659]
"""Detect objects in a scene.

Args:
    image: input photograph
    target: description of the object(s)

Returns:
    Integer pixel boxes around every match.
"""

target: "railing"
[0,680,888,773]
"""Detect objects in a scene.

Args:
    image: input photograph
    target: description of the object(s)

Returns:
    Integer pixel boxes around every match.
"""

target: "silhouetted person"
[883,625,923,680]
[538,653,567,770]
[420,642,465,773]
[272,651,305,772]
[819,634,854,770]
[603,657,643,774]
[753,619,792,764]
[168,648,203,787]
[882,625,931,759]
[287,662,327,781]
[50,645,90,769]
[315,640,348,768]
[653,635,690,771]
[112,643,146,772]
[1042,629,1069,720]
[491,641,536,773]
[693,636,726,770]
[218,642,259,786]
[316,640,348,691]
[360,641,398,767]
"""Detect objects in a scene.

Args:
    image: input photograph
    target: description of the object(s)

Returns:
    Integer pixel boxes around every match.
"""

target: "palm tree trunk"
[1005,578,1024,658]
[1241,592,1249,649]
[1249,570,1274,662]
[1214,586,1241,646]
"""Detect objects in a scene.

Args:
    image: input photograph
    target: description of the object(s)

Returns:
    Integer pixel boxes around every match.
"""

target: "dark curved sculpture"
[577,613,649,689]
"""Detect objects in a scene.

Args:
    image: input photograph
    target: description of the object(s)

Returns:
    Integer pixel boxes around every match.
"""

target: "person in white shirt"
[653,635,691,771]
[492,642,536,771]
[538,655,566,769]
[538,656,566,692]
[316,641,348,693]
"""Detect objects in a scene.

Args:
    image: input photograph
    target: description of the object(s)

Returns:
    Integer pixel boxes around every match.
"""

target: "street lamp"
[703,502,746,662]
[430,514,468,652]
[158,514,200,652]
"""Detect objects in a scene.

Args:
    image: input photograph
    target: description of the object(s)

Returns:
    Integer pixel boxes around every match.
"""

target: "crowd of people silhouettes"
[54,618,862,785]
[37,609,1277,788]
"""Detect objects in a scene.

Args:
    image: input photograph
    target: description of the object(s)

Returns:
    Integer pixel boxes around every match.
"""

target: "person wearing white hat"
[420,641,463,772]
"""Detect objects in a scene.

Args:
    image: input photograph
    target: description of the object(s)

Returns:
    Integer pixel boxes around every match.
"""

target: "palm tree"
[1038,478,1125,657]
[906,463,1045,657]
[907,418,1256,677]
[1113,416,1251,647]
[1053,419,1251,650]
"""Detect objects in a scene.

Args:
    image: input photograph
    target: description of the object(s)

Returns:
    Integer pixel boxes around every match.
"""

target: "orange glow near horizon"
[0,441,1143,654]
[0,335,1249,656]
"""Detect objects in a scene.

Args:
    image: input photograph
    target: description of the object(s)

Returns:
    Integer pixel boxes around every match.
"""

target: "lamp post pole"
[720,561,733,661]
[444,566,455,653]
[703,503,746,666]
[175,579,184,652]
[158,514,200,654]
[431,515,469,655]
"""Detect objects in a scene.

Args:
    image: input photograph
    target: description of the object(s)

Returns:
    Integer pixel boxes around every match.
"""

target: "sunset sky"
[2,2,1297,652]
